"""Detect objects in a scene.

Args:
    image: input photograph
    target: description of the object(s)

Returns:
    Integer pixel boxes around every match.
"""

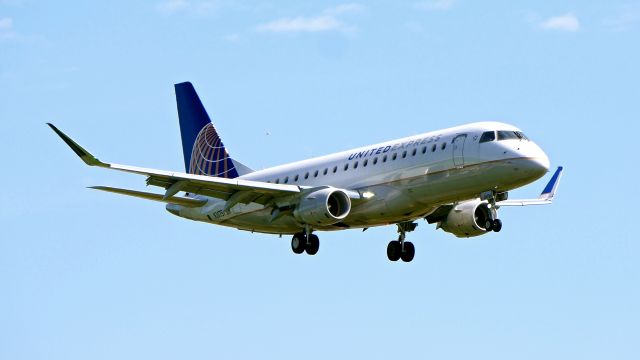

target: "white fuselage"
[170,122,550,234]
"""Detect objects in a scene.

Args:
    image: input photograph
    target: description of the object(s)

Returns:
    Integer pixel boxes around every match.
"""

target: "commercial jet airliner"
[49,82,563,262]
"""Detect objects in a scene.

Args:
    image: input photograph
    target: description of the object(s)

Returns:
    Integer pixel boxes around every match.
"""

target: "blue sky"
[1,1,639,359]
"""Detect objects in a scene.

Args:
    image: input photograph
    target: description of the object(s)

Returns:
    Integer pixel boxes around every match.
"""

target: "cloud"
[156,0,219,15]
[539,13,580,32]
[257,3,363,34]
[415,0,455,11]
[0,17,12,30]
[603,4,640,31]
[156,0,188,14]
[0,17,16,40]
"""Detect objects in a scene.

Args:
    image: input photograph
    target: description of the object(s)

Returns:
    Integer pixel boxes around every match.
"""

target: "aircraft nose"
[526,145,550,176]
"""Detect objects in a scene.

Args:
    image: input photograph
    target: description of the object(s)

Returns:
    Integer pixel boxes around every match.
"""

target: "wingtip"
[47,124,106,167]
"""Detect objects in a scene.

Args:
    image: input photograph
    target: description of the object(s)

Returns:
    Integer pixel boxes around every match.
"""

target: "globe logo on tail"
[189,123,239,178]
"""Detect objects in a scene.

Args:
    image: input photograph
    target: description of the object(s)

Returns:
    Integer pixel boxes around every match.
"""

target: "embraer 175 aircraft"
[49,82,563,263]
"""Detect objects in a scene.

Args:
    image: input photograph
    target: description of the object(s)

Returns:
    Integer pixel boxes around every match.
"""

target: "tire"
[387,241,401,261]
[401,242,415,263]
[492,219,503,232]
[306,234,320,255]
[484,219,493,232]
[291,233,306,254]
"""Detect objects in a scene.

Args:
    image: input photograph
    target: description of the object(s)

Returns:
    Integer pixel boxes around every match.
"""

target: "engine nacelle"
[293,188,351,226]
[440,200,494,238]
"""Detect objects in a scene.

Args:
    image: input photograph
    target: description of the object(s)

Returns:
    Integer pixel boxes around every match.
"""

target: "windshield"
[497,131,528,141]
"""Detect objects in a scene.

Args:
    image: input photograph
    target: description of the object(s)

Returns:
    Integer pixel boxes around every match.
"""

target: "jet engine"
[440,200,495,238]
[293,188,351,226]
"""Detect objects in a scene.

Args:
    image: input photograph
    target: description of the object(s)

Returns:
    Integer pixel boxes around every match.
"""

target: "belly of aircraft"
[189,158,543,235]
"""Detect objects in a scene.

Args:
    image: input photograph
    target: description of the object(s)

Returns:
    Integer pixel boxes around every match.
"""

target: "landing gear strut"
[387,222,417,262]
[481,190,504,233]
[291,229,320,256]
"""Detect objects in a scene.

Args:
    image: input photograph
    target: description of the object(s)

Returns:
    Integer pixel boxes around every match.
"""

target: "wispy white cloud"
[156,0,188,14]
[0,17,12,29]
[257,3,363,34]
[0,17,16,40]
[156,0,219,16]
[415,0,455,11]
[603,4,640,31]
[539,13,580,32]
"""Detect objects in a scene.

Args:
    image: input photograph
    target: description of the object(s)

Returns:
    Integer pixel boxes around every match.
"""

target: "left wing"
[497,166,564,207]
[48,123,307,207]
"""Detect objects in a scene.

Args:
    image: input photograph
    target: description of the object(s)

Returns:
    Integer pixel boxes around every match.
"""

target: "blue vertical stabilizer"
[174,82,252,178]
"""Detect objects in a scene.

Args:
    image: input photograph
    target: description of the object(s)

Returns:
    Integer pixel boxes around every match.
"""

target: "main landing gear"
[485,218,503,232]
[387,222,417,263]
[291,230,320,255]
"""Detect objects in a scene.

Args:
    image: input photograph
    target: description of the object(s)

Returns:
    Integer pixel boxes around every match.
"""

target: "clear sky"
[1,1,639,359]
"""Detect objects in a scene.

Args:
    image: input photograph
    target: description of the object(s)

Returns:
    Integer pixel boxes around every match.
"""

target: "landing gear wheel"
[306,234,320,255]
[492,219,503,233]
[291,233,306,254]
[401,242,415,262]
[484,219,494,232]
[387,241,402,261]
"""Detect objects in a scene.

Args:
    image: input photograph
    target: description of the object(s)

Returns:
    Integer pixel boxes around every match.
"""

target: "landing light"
[362,191,375,199]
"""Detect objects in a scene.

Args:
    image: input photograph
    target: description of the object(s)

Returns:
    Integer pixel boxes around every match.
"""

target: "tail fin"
[174,82,253,178]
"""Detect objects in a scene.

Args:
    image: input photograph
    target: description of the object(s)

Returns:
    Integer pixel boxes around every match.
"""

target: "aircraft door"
[452,134,467,167]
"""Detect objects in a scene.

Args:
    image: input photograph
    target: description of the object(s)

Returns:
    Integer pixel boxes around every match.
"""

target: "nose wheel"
[387,222,417,262]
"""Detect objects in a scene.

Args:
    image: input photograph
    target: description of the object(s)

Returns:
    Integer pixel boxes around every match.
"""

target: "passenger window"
[304,172,309,179]
[354,161,358,169]
[314,170,318,177]
[275,179,280,184]
[344,164,349,171]
[402,151,407,158]
[479,131,495,143]
[441,142,446,150]
[392,153,397,160]
[383,155,387,162]
[412,148,417,156]
[373,157,378,165]
[333,166,337,173]
[284,176,289,184]
[422,146,426,154]
[363,159,368,167]
[294,175,299,182]
[323,168,328,175]
[431,144,436,152]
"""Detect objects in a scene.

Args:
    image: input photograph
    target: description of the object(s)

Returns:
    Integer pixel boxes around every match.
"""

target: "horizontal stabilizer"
[90,186,207,207]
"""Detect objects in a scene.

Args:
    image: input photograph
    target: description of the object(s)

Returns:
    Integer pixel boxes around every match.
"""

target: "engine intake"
[293,188,351,226]
[440,200,494,238]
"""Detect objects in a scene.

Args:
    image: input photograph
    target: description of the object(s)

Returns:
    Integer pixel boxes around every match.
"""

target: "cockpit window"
[479,131,495,143]
[515,131,529,141]
[497,131,520,141]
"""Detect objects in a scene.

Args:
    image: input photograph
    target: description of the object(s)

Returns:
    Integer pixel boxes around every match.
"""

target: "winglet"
[539,166,563,201]
[47,123,108,167]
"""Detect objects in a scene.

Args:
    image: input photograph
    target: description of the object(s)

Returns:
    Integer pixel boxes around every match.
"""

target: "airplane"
[48,81,563,263]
